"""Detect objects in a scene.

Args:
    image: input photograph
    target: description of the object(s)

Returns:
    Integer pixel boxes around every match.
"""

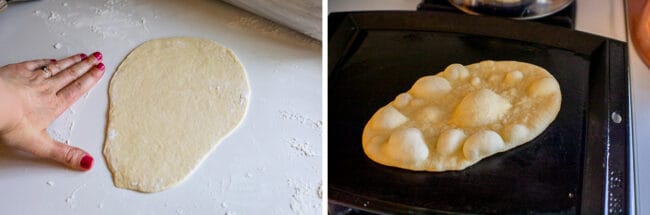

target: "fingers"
[56,63,105,108]
[45,53,87,76]
[44,139,93,171]
[17,132,93,171]
[50,52,102,90]
[22,58,56,71]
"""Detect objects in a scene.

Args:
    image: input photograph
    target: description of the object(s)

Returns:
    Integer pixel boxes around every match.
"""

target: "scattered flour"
[65,184,87,208]
[32,0,155,40]
[279,110,322,130]
[108,129,117,140]
[257,167,267,172]
[48,11,61,21]
[175,209,184,214]
[286,179,320,214]
[48,106,78,145]
[287,138,317,157]
[47,124,69,144]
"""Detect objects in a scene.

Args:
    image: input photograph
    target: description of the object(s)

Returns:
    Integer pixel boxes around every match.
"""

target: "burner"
[417,0,576,29]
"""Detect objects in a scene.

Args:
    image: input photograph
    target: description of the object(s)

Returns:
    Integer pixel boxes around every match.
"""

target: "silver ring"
[41,66,52,78]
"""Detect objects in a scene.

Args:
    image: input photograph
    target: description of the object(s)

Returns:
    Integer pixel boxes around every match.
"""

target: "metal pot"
[448,0,575,20]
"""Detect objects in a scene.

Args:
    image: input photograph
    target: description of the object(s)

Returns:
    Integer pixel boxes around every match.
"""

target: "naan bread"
[362,61,561,171]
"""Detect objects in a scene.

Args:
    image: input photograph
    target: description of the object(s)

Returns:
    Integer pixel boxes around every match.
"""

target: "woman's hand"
[0,52,105,171]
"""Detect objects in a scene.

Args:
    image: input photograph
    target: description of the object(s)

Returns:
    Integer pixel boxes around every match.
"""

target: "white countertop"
[0,0,322,214]
[330,0,643,213]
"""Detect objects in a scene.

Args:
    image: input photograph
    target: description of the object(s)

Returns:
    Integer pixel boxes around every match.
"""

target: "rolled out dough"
[104,37,250,193]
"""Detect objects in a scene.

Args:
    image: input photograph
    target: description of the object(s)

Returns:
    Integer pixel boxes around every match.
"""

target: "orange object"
[630,0,650,67]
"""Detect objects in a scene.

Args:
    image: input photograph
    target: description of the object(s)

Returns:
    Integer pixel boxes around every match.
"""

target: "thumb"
[30,134,94,171]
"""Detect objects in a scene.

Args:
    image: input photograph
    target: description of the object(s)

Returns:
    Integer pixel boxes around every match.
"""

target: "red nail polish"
[96,63,105,71]
[50,59,57,63]
[92,52,103,61]
[80,53,87,60]
[80,155,93,170]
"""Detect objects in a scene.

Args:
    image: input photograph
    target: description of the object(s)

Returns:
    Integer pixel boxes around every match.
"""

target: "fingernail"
[50,59,57,63]
[96,63,105,71]
[80,53,87,60]
[92,51,103,61]
[80,155,93,170]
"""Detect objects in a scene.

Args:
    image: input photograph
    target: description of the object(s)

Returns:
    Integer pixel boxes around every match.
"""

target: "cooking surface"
[0,0,321,214]
[329,1,646,214]
[329,11,630,214]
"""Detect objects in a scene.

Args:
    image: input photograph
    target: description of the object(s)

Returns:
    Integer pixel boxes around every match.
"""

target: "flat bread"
[362,61,561,171]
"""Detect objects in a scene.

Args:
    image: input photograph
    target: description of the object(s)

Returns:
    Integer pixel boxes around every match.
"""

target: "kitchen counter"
[0,0,322,214]
[330,0,641,213]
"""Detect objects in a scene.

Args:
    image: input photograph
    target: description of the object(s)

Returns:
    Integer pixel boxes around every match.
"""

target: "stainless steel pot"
[448,0,575,20]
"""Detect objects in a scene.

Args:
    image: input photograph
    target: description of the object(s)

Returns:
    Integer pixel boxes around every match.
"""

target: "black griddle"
[328,11,631,214]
